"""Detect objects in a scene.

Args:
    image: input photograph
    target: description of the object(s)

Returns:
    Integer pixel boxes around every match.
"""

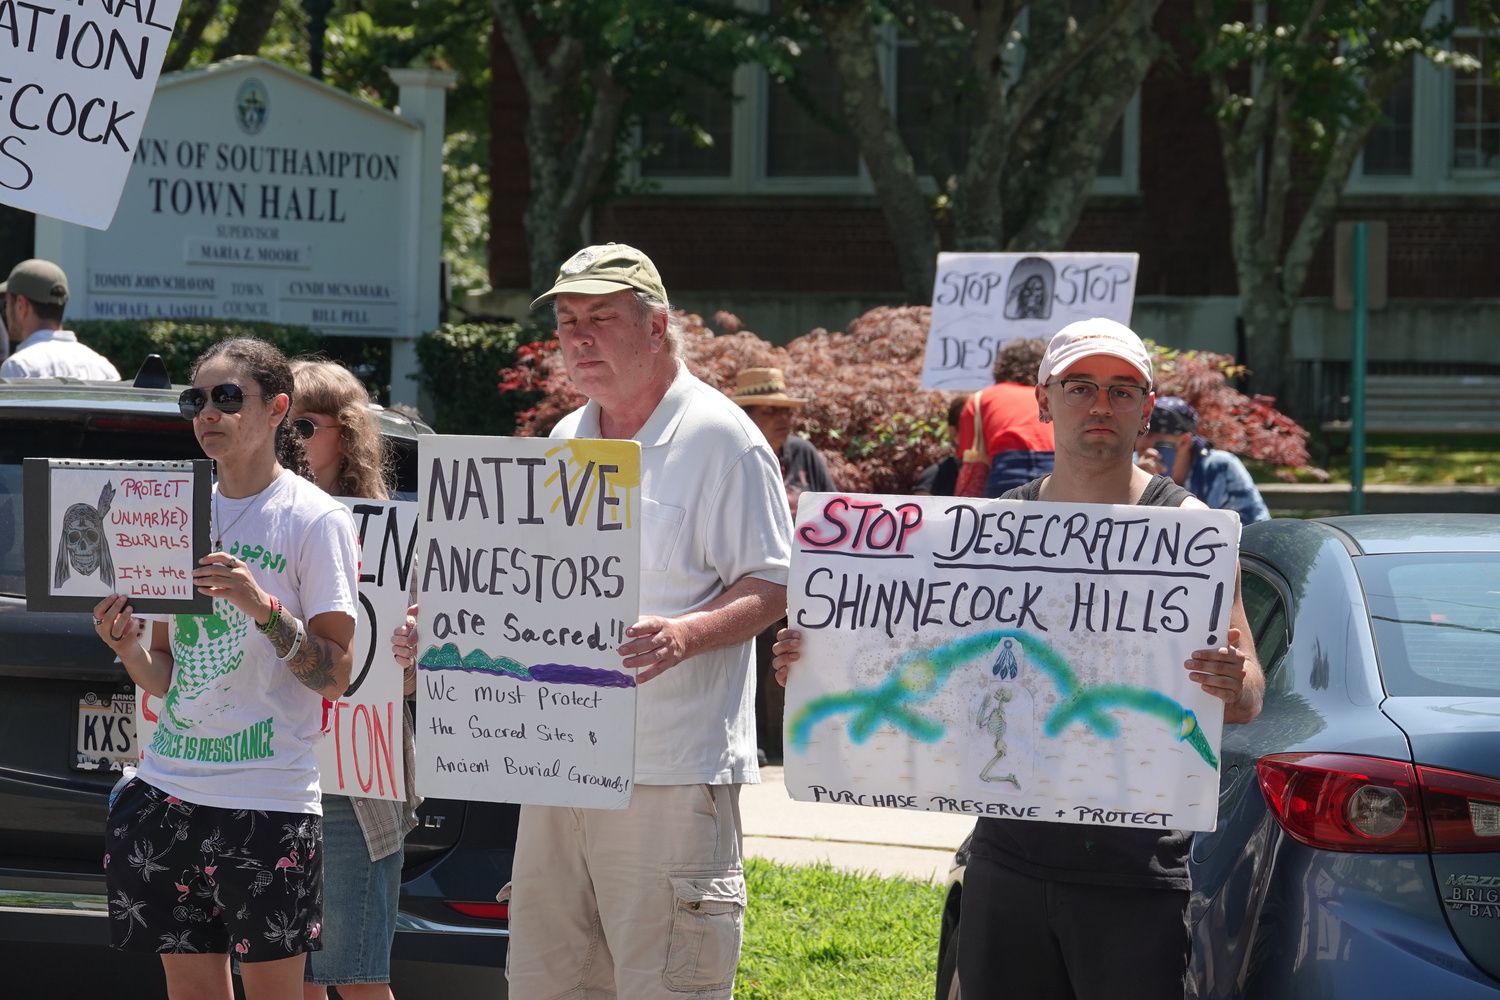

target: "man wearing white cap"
[953,317,1264,999]
[493,244,791,1000]
[1,258,119,380]
[771,317,1265,999]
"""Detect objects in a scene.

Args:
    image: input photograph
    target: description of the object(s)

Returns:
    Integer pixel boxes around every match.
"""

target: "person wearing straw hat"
[731,367,836,517]
[1,258,119,380]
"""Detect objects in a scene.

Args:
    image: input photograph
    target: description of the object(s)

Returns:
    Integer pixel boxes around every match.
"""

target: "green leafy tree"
[1191,0,1496,405]
[791,0,1165,302]
[493,0,797,298]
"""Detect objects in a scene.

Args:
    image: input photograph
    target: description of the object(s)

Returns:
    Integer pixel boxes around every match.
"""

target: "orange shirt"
[956,382,1054,456]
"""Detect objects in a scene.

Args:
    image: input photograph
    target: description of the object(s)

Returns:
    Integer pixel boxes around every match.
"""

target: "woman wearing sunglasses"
[93,337,360,1000]
[290,359,419,1000]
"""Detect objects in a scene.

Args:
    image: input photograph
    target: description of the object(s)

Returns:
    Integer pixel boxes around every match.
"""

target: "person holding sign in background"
[394,243,791,1000]
[0,258,119,379]
[774,318,1263,1000]
[291,359,420,1000]
[1135,396,1270,528]
[93,338,359,1000]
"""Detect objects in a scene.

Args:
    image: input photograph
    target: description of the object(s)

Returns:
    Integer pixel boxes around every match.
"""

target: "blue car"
[937,514,1500,999]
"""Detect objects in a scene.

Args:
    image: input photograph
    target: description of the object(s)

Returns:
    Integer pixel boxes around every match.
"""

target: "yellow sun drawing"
[543,440,641,529]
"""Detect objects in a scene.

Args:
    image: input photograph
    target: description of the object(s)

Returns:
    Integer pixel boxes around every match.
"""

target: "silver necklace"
[214,483,271,550]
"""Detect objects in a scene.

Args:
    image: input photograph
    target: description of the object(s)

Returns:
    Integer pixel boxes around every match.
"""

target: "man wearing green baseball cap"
[1,258,119,380]
[503,243,791,999]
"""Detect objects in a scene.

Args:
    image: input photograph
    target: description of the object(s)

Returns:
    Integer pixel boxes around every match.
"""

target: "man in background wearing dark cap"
[1136,396,1269,526]
[1,259,119,380]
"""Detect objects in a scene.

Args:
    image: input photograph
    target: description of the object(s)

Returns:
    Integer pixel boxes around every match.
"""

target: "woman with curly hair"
[95,337,360,1000]
[290,359,420,1000]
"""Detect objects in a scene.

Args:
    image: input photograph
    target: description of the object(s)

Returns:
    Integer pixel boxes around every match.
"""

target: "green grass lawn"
[1280,433,1500,486]
[737,858,946,1000]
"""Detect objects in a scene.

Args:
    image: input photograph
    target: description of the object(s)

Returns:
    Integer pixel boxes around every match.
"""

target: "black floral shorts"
[104,778,324,962]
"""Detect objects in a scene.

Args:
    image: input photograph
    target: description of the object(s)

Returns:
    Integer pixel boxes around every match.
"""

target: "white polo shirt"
[552,362,792,785]
[1,329,120,380]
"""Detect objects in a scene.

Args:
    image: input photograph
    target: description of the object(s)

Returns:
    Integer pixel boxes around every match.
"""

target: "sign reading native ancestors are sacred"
[23,459,212,614]
[783,493,1240,834]
[0,0,186,228]
[415,435,642,809]
[922,251,1140,390]
[314,498,417,802]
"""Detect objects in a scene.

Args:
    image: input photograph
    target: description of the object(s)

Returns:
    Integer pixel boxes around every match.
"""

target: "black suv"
[0,367,516,989]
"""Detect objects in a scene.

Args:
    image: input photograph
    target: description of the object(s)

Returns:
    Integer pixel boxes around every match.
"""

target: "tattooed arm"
[267,610,355,701]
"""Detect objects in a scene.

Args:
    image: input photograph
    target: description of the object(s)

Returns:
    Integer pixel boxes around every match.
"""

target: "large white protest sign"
[313,499,417,802]
[0,0,185,229]
[415,436,641,809]
[784,493,1240,833]
[922,252,1139,390]
[23,458,211,613]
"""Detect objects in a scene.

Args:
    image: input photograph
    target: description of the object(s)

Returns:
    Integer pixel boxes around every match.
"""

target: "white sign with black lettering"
[314,499,417,802]
[415,435,642,809]
[922,252,1140,390]
[0,0,184,228]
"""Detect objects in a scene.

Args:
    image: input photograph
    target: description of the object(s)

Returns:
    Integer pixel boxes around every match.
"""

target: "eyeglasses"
[292,418,337,440]
[1045,379,1150,409]
[178,383,276,420]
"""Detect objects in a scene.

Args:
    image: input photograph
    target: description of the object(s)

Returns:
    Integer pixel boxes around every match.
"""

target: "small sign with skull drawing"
[23,459,212,613]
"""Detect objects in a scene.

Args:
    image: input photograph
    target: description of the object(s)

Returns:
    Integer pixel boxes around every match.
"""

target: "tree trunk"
[163,0,220,72]
[815,2,939,302]
[1240,276,1292,409]
[212,0,282,61]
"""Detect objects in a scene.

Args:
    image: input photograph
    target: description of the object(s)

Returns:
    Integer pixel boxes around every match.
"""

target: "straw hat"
[730,368,806,408]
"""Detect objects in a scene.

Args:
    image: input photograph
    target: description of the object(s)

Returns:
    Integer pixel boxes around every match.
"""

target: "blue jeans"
[985,450,1055,498]
[304,793,403,985]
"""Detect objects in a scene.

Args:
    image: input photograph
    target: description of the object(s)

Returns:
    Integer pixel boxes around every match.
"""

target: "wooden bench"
[1320,373,1500,435]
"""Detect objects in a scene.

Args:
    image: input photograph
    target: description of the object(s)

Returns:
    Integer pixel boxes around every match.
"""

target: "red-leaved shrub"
[498,306,1314,491]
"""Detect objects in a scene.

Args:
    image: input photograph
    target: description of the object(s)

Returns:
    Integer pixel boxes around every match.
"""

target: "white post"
[388,67,456,411]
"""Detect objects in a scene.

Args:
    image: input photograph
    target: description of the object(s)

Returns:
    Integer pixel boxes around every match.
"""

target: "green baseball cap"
[0,258,69,306]
[530,243,669,311]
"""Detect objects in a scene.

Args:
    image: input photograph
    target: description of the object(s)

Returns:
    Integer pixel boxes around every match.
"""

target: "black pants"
[957,854,1192,1000]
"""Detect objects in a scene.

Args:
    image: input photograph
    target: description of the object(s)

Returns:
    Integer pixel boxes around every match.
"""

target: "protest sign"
[314,498,417,802]
[922,252,1139,390]
[0,0,185,229]
[415,436,641,809]
[783,493,1240,833]
[23,458,211,613]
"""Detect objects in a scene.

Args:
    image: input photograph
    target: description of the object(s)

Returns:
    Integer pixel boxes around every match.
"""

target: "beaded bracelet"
[258,594,281,635]
[276,619,305,662]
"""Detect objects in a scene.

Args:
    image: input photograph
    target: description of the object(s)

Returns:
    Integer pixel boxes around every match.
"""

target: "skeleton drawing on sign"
[1003,257,1056,320]
[54,481,116,589]
[977,637,1020,786]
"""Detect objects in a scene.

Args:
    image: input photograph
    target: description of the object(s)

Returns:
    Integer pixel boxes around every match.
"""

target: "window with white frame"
[1350,0,1500,192]
[633,14,1139,196]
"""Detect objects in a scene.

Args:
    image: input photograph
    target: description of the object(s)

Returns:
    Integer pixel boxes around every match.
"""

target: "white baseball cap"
[1037,317,1153,386]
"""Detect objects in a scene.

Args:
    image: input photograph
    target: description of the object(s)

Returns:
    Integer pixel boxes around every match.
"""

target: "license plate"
[74,691,139,772]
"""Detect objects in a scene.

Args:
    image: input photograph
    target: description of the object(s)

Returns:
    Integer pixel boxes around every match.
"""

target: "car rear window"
[1359,553,1500,697]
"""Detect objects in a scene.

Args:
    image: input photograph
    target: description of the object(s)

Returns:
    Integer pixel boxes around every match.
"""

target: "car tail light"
[445,901,509,920]
[1257,754,1427,852]
[1259,754,1500,854]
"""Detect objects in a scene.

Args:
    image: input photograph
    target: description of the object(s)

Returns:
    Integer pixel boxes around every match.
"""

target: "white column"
[388,67,456,410]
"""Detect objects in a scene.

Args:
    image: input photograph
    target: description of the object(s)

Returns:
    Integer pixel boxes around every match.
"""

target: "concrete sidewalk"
[741,765,974,883]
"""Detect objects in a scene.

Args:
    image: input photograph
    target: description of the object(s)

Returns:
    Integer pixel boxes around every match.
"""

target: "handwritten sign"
[23,459,211,613]
[922,252,1139,390]
[415,436,641,809]
[783,493,1239,833]
[313,499,417,801]
[0,0,185,229]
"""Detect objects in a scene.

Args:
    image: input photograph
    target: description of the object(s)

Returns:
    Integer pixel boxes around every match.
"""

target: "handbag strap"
[962,390,988,464]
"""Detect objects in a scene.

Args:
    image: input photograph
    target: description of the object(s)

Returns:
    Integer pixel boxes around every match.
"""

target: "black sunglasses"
[292,418,337,440]
[178,383,275,420]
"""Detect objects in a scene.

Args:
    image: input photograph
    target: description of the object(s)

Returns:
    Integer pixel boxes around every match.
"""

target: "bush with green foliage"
[70,319,326,387]
[412,322,547,435]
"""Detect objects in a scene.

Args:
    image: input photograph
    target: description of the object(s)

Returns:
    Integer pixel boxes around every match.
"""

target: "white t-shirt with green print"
[137,469,359,814]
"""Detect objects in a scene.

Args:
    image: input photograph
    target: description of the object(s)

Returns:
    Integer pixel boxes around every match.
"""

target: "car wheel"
[936,918,961,1000]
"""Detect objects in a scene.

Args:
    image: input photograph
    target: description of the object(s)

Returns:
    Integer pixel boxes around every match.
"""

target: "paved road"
[743,765,974,882]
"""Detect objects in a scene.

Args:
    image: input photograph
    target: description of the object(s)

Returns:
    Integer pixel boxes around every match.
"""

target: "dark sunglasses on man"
[178,383,276,421]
